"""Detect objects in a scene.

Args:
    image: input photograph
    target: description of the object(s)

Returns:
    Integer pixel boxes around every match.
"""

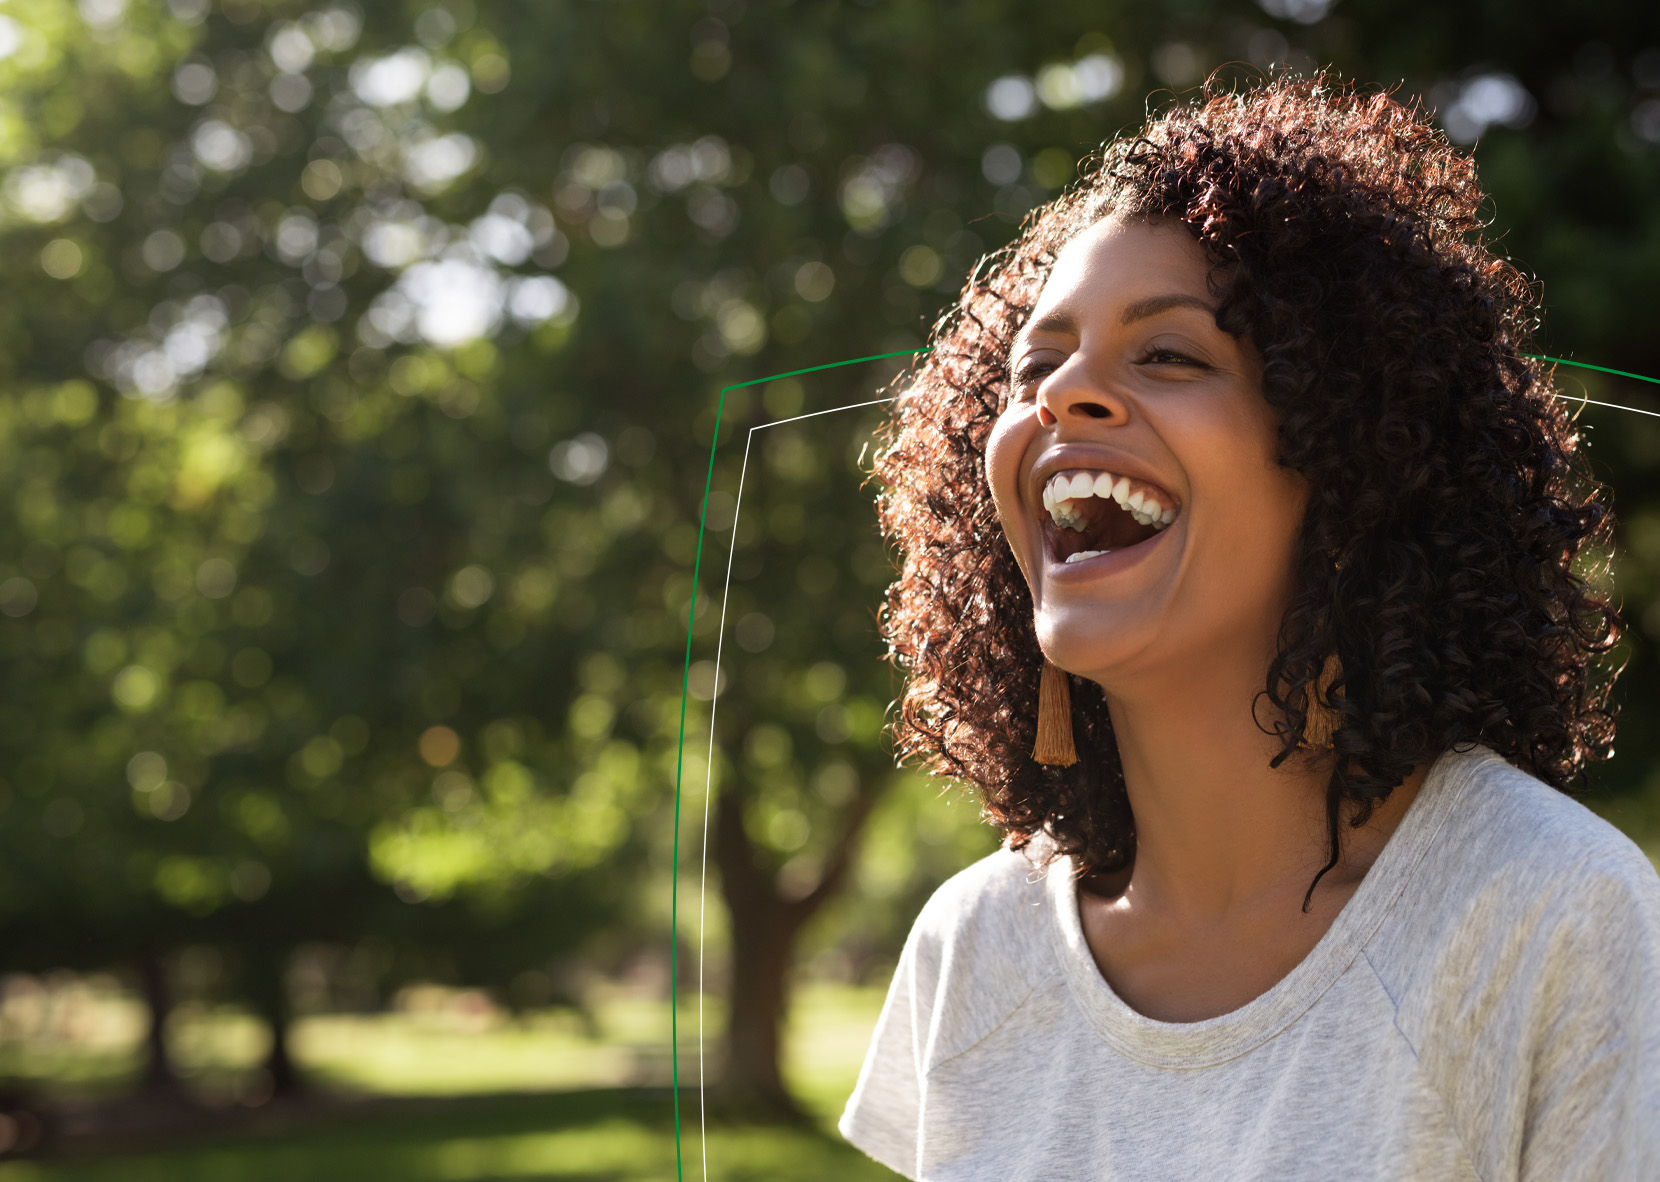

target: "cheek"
[984,408,1035,528]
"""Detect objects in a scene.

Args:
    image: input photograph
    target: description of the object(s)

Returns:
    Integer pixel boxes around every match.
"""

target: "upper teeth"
[1041,470,1178,532]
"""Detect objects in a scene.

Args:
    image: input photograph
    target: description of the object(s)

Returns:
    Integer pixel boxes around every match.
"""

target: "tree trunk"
[137,952,185,1101]
[721,875,795,1114]
[245,948,303,1099]
[263,1002,301,1098]
[714,784,878,1121]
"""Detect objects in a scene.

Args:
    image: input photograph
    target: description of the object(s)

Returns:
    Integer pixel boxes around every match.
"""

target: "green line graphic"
[669,346,928,1181]
[1527,354,1660,387]
[1525,354,1660,419]
[668,345,1655,1180]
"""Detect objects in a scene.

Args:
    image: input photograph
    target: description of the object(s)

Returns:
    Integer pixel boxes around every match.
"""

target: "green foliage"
[0,0,1658,1095]
[0,0,625,1001]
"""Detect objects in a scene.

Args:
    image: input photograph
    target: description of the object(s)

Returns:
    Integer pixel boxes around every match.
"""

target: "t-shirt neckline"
[1047,742,1493,1068]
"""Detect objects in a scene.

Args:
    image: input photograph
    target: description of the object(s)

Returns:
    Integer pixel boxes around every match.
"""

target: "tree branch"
[785,787,880,926]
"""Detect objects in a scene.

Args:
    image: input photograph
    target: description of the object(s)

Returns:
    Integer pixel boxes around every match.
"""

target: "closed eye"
[1012,359,1058,390]
[1011,350,1208,395]
[1140,349,1208,368]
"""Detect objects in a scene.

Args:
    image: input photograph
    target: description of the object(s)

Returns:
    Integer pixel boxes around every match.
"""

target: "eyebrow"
[1120,293,1219,325]
[1013,293,1220,350]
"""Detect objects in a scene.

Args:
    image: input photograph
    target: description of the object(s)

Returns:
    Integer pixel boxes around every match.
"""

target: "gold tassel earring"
[1299,652,1344,751]
[1033,658,1078,767]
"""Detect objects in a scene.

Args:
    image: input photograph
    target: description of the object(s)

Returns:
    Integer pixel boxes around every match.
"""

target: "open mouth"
[1039,469,1180,564]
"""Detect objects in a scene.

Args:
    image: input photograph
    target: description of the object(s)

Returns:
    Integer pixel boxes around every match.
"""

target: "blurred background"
[0,0,1657,1177]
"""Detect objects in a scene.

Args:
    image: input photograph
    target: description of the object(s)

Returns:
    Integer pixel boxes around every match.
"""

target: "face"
[987,215,1311,691]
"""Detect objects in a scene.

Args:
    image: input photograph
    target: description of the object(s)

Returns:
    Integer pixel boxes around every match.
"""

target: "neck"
[1092,646,1425,923]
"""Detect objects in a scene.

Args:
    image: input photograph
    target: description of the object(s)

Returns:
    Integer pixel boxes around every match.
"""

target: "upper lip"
[1030,445,1181,513]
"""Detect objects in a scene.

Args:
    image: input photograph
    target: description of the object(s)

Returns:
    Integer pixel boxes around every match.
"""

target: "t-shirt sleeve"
[1517,858,1660,1182]
[838,918,929,1180]
[836,846,1053,1178]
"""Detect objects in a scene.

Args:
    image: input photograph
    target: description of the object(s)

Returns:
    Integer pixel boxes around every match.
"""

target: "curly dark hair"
[875,71,1623,907]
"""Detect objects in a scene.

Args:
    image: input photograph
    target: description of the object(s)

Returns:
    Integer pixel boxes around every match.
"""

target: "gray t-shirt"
[839,743,1660,1180]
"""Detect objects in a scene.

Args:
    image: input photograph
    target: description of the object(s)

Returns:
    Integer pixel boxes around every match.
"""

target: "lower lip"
[1045,520,1176,581]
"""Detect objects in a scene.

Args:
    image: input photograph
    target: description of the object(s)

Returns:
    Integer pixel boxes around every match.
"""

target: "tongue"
[1052,497,1159,560]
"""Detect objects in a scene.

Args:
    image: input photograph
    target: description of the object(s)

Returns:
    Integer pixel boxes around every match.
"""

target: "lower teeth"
[1064,550,1109,564]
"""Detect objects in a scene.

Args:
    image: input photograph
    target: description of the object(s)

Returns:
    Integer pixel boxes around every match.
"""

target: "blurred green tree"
[0,0,1656,1123]
[0,0,634,1097]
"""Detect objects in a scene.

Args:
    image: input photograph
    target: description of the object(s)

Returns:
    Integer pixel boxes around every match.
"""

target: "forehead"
[1030,216,1210,319]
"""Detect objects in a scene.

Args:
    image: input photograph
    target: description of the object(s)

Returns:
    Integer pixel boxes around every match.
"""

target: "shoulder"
[911,841,1054,939]
[1368,745,1660,1177]
[1370,743,1660,1026]
[897,842,1065,1066]
[905,841,1060,974]
[1429,744,1660,913]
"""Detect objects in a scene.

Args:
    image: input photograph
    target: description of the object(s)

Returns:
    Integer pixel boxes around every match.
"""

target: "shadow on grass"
[0,1087,902,1182]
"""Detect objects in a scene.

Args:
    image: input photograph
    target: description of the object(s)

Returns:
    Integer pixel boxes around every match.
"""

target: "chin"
[1034,609,1154,683]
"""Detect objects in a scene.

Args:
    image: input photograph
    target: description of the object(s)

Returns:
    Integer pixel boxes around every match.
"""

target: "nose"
[1035,358,1124,429]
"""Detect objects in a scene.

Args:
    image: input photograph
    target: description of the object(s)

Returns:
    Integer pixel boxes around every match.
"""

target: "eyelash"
[1011,350,1207,388]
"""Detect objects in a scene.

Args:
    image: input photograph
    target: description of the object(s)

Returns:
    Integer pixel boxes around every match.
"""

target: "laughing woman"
[839,74,1660,1181]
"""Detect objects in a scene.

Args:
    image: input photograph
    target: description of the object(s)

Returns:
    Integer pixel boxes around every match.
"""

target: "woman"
[839,73,1660,1180]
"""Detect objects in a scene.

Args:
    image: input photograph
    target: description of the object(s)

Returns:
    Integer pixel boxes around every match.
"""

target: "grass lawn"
[0,1089,903,1182]
[0,981,903,1181]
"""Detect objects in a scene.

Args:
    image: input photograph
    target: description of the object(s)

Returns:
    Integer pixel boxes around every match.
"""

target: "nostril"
[1076,403,1111,419]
